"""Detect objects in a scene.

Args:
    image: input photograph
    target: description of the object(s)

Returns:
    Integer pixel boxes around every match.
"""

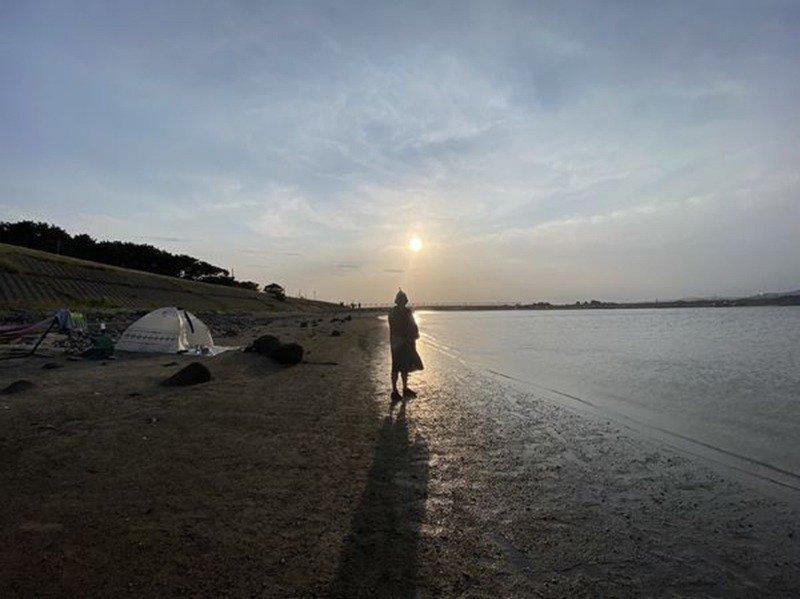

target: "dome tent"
[115,307,214,354]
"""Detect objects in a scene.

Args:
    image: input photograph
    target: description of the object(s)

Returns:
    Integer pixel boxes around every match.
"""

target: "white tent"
[115,307,215,354]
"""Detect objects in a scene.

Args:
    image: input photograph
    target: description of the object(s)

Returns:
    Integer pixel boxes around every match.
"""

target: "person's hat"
[395,289,408,305]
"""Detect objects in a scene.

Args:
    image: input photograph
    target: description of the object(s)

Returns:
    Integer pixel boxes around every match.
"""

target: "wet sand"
[1,314,799,597]
[410,343,800,597]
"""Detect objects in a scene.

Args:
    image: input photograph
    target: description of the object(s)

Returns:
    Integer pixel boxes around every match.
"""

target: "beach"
[2,313,799,597]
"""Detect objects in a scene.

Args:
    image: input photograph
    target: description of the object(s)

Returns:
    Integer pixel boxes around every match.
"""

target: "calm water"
[417,307,800,491]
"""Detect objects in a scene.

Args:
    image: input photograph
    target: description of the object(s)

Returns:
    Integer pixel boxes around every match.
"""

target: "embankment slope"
[0,243,331,314]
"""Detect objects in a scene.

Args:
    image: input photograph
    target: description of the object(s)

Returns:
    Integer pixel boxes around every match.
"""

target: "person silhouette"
[388,289,424,401]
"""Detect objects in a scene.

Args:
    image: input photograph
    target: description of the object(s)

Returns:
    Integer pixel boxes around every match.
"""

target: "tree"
[0,219,260,290]
[264,283,286,301]
[237,281,260,291]
[69,233,97,260]
[0,220,70,254]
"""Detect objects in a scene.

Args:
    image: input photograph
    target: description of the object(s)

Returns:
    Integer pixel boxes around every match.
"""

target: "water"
[417,307,800,492]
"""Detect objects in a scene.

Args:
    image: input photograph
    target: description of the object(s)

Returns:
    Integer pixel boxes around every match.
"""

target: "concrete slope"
[0,243,331,313]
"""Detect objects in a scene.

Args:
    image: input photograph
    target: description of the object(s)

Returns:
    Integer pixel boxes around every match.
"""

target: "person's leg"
[401,371,417,397]
[391,366,400,395]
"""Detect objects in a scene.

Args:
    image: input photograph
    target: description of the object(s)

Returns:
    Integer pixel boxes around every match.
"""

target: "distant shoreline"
[414,295,800,311]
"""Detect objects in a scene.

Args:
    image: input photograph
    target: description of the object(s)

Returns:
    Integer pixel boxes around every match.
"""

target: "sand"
[1,313,799,598]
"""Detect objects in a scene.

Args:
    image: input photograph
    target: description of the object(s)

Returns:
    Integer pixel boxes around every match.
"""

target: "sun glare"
[409,236,423,252]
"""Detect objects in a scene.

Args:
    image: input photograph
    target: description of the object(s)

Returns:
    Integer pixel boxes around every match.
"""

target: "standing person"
[389,289,424,400]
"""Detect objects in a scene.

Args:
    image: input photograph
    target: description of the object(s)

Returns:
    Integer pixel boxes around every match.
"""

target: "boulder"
[245,334,281,355]
[245,335,304,365]
[161,362,212,387]
[271,342,304,365]
[1,380,35,395]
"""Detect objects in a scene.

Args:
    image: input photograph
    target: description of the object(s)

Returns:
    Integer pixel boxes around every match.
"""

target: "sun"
[409,236,423,252]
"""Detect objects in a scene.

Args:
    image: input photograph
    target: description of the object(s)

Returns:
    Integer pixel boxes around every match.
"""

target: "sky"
[1,0,799,305]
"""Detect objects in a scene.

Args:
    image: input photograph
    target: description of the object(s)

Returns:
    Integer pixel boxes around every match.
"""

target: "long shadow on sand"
[329,400,429,599]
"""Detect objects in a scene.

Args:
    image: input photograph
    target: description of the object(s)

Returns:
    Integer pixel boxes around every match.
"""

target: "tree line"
[0,220,263,291]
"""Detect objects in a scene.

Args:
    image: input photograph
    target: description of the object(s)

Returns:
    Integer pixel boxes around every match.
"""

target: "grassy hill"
[0,243,334,314]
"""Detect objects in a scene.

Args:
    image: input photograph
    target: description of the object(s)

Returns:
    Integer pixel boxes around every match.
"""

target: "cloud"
[141,236,191,243]
[239,248,303,257]
[2,1,799,302]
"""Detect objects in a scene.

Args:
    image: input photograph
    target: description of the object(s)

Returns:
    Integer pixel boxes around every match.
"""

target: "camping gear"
[55,309,86,335]
[115,307,215,354]
[0,318,55,344]
[80,334,115,360]
[0,309,85,359]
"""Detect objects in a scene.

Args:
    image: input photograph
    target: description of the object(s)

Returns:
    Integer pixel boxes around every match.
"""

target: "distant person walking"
[389,289,424,401]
